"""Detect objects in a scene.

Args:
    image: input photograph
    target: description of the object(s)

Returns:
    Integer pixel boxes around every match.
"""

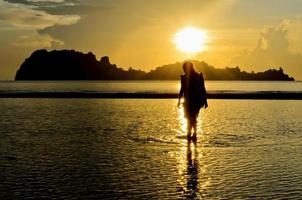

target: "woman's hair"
[183,61,196,74]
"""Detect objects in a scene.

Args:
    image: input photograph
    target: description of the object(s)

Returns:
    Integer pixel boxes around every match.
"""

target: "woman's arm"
[177,77,184,108]
[200,73,208,108]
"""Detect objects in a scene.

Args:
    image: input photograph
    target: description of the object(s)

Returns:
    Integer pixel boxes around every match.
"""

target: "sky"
[1,0,302,80]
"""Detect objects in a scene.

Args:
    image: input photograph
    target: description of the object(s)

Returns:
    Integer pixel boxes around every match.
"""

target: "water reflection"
[186,140,199,199]
[178,104,187,134]
[177,138,212,199]
[177,104,210,199]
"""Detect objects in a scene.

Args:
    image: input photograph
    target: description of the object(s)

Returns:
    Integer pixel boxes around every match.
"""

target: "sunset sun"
[174,27,208,53]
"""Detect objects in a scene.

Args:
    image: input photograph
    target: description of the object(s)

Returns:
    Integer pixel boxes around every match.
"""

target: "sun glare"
[174,27,208,53]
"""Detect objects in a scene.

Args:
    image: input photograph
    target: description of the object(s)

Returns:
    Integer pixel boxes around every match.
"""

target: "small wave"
[201,133,259,148]
[129,136,178,144]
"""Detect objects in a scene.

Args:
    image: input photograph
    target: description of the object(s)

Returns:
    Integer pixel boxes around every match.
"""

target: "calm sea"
[1,80,302,93]
[1,81,302,199]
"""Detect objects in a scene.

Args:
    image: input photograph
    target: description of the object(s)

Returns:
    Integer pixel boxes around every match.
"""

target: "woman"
[177,62,208,140]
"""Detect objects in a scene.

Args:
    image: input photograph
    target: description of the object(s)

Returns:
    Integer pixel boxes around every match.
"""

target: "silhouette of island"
[15,49,295,81]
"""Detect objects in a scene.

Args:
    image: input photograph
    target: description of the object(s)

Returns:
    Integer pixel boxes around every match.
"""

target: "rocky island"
[15,49,295,81]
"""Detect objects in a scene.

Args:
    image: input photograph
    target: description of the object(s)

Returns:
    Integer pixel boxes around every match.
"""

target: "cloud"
[0,0,80,47]
[28,0,65,2]
[231,20,302,79]
[12,32,64,48]
[3,0,76,14]
[281,19,302,54]
[4,0,74,6]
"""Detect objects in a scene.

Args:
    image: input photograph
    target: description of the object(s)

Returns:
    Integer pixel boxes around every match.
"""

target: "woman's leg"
[192,118,197,139]
[187,118,192,139]
[193,118,197,134]
[192,108,201,139]
[184,103,192,139]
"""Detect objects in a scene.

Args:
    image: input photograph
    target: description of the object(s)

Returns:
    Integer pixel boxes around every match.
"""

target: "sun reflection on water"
[176,106,211,198]
[178,103,187,135]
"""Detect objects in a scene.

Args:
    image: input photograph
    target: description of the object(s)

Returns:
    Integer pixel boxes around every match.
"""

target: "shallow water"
[1,99,302,199]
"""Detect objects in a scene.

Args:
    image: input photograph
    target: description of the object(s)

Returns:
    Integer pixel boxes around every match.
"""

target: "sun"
[174,27,208,53]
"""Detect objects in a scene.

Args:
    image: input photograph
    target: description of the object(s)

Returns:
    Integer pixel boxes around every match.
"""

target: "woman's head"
[183,61,194,75]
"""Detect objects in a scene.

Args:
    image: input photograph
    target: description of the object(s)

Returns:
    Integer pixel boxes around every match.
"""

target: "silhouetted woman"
[177,62,208,140]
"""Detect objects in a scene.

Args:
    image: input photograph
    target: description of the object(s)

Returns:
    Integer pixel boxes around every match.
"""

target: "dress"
[180,72,207,120]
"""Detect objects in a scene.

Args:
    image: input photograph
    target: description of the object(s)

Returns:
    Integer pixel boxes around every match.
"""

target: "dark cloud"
[4,0,116,15]
[4,0,77,6]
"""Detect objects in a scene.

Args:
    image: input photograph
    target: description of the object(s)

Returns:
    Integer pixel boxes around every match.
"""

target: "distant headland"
[15,49,295,81]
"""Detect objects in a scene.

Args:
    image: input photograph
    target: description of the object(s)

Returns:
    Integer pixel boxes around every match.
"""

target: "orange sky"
[1,0,302,80]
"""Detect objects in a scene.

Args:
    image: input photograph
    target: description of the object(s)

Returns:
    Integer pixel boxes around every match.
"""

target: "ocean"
[1,81,302,199]
[1,80,302,93]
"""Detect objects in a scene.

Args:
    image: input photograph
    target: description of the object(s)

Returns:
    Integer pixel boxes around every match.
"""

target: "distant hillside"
[15,49,295,81]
